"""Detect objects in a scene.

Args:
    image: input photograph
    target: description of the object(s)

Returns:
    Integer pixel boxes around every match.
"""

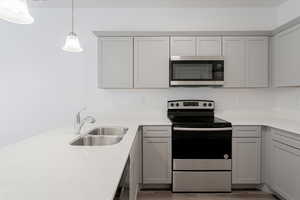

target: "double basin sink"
[70,127,128,146]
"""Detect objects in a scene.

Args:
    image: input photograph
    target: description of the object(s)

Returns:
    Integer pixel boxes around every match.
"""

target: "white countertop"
[0,121,143,200]
[0,111,300,200]
[216,111,300,135]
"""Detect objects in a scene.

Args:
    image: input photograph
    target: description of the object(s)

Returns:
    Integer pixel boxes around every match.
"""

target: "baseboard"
[232,184,261,190]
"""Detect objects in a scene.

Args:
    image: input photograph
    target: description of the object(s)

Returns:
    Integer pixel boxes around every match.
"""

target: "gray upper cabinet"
[171,37,196,56]
[223,37,246,87]
[196,37,222,56]
[272,24,300,87]
[223,37,269,88]
[246,37,269,88]
[97,35,269,89]
[170,36,221,57]
[134,37,170,88]
[98,37,133,89]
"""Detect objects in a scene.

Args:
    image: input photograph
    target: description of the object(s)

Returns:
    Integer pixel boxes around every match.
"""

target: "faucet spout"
[75,109,96,135]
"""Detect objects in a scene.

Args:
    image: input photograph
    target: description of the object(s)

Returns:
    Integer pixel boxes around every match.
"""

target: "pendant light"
[62,0,83,53]
[0,0,34,24]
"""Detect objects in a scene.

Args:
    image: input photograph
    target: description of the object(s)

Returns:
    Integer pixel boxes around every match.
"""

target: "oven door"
[172,126,232,160]
[169,57,224,86]
[172,126,232,192]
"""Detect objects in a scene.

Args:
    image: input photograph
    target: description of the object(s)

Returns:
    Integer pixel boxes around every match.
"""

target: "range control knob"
[208,103,212,107]
[170,103,174,107]
[176,103,180,107]
[203,103,207,107]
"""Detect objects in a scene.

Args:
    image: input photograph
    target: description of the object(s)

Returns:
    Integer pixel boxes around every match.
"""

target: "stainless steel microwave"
[169,56,224,87]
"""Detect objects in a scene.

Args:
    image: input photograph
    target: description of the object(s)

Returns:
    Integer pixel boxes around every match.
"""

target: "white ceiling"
[31,0,288,8]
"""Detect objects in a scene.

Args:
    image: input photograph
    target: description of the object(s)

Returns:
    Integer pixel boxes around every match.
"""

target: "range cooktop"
[167,100,232,128]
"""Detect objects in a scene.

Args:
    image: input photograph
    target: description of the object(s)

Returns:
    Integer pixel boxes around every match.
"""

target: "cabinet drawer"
[233,126,261,138]
[143,126,171,138]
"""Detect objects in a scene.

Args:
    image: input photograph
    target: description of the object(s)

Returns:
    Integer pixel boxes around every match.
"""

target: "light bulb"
[0,0,34,24]
[62,32,83,53]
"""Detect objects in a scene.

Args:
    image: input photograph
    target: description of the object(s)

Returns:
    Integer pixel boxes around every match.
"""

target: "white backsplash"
[86,88,277,119]
[272,88,300,118]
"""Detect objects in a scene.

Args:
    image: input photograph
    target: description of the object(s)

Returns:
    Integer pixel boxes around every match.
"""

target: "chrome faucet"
[76,108,96,135]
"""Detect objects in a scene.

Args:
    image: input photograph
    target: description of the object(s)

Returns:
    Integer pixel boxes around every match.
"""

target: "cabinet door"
[223,37,246,87]
[246,37,269,87]
[271,36,279,87]
[143,137,171,184]
[232,138,261,184]
[171,37,196,56]
[275,25,300,87]
[271,139,300,200]
[130,131,141,200]
[134,37,169,88]
[98,37,133,88]
[196,37,222,56]
[261,127,273,188]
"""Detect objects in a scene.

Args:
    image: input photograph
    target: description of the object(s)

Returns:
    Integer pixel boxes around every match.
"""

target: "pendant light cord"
[72,0,74,33]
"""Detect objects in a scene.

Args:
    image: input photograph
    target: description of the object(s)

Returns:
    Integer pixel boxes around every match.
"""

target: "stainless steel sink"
[87,127,128,136]
[70,135,122,146]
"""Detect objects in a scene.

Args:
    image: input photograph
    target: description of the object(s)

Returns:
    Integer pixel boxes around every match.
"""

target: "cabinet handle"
[144,130,169,132]
[144,141,168,144]
[174,127,232,131]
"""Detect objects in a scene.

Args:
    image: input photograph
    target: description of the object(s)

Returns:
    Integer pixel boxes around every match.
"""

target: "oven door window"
[172,129,232,159]
[172,62,214,80]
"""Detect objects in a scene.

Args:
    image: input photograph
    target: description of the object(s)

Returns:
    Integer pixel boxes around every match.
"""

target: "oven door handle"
[173,127,232,131]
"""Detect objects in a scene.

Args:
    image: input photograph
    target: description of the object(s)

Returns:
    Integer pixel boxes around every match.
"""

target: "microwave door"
[170,60,224,86]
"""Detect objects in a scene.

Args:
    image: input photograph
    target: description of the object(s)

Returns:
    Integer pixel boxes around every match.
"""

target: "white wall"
[0,9,86,147]
[277,0,300,26]
[0,7,277,147]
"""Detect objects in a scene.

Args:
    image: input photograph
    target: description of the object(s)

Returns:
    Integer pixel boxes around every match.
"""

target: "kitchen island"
[0,121,143,200]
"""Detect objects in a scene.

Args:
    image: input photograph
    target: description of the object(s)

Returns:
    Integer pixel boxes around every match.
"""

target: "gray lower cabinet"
[270,129,300,200]
[142,126,172,184]
[232,126,261,184]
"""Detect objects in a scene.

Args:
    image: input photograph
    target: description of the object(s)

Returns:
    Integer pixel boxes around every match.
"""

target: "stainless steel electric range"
[167,100,232,193]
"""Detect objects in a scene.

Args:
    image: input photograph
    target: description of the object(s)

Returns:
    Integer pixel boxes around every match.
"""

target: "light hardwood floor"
[138,190,278,200]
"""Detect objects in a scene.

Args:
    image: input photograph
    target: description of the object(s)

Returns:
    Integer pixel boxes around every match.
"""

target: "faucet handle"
[76,107,87,125]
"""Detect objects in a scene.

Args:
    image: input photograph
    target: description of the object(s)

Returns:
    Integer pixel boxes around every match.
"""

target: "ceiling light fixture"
[0,0,34,24]
[62,0,83,53]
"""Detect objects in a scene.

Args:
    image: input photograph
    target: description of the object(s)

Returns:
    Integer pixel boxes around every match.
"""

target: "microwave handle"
[173,127,232,131]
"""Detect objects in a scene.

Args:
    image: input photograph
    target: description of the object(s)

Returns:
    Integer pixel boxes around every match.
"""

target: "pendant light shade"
[0,0,34,24]
[62,32,83,53]
[62,0,83,53]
